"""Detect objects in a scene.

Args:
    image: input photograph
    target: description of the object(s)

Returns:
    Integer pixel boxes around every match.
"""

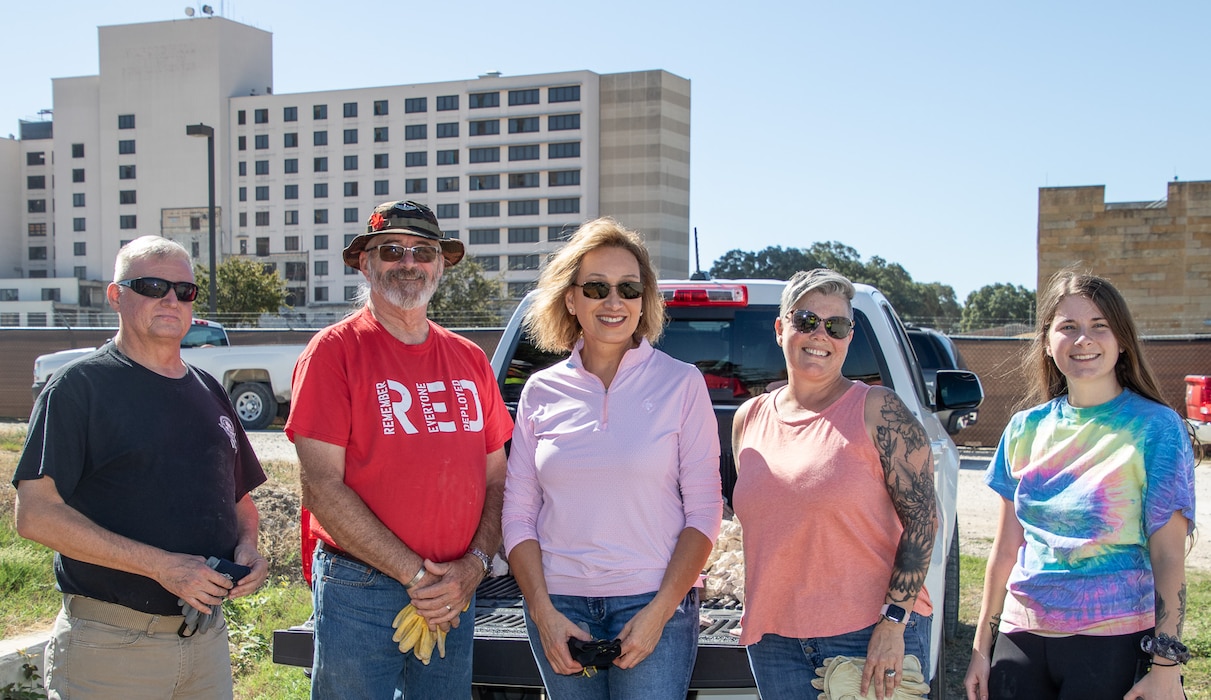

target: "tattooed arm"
[1125,511,1190,700]
[860,386,938,697]
[964,498,1023,700]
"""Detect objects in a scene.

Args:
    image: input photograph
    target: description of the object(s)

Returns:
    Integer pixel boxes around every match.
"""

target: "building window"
[549,142,580,159]
[509,144,540,161]
[285,184,299,199]
[343,102,358,118]
[239,213,248,227]
[254,108,268,124]
[238,110,247,125]
[255,160,269,175]
[118,114,135,129]
[284,158,299,173]
[508,227,540,243]
[73,218,86,232]
[73,241,87,256]
[404,97,427,113]
[239,187,247,201]
[507,282,534,298]
[344,208,359,223]
[405,151,427,167]
[119,215,137,229]
[72,143,85,158]
[374,126,389,142]
[119,164,137,179]
[315,183,328,198]
[472,255,500,271]
[72,193,86,207]
[284,106,298,122]
[284,132,298,148]
[239,161,247,176]
[469,174,500,191]
[70,169,84,183]
[549,169,580,187]
[508,117,539,134]
[73,267,87,280]
[374,153,389,169]
[191,217,201,231]
[0,289,17,301]
[436,176,459,192]
[436,203,459,220]
[405,124,427,141]
[509,172,539,188]
[27,152,46,166]
[374,180,390,195]
[314,286,329,302]
[118,139,136,154]
[314,104,328,119]
[314,157,328,172]
[344,128,358,145]
[238,136,247,151]
[27,175,46,189]
[469,202,500,218]
[469,92,499,109]
[344,182,359,197]
[406,178,427,194]
[256,186,269,200]
[508,89,540,106]
[435,122,459,139]
[549,114,580,131]
[468,228,500,245]
[314,234,329,249]
[314,209,329,224]
[436,149,459,165]
[28,223,47,236]
[436,95,459,111]
[28,199,47,213]
[255,212,270,227]
[283,235,300,252]
[255,134,269,149]
[42,288,61,301]
[468,147,499,163]
[314,130,328,146]
[120,190,137,204]
[367,99,386,116]
[469,119,499,136]
[508,254,540,271]
[549,85,580,103]
[508,200,539,216]
[28,246,48,260]
[549,197,580,214]
[344,155,358,171]
[284,210,299,226]
[256,237,270,255]
[344,286,359,301]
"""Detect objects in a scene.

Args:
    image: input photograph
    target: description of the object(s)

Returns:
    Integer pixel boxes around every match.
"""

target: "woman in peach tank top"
[732,269,938,700]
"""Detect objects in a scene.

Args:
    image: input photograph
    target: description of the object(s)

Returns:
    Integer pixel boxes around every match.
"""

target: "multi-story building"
[0,15,691,325]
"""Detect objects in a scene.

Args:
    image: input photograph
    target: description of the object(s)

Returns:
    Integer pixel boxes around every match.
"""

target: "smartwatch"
[467,547,493,578]
[880,603,908,624]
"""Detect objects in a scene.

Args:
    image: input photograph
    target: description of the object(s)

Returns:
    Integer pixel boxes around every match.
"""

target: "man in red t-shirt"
[286,200,513,699]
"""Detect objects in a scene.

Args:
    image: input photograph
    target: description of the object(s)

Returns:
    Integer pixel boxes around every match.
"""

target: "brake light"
[1186,375,1211,420]
[660,284,749,307]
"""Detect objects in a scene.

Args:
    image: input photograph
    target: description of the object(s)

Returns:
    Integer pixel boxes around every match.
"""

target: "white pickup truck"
[31,318,306,430]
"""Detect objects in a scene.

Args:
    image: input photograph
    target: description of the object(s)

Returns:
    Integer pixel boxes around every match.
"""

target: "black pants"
[988,629,1158,700]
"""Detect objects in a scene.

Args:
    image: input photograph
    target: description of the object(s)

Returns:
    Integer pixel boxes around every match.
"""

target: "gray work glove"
[811,655,930,700]
[177,557,232,636]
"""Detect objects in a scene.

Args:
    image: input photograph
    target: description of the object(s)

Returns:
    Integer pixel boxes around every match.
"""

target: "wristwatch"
[467,547,493,578]
[880,603,908,624]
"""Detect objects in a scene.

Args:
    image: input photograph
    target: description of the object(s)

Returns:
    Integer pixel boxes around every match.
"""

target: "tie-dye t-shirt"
[985,389,1196,635]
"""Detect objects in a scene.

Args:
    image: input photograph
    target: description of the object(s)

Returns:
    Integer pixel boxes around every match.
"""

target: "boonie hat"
[342,200,465,270]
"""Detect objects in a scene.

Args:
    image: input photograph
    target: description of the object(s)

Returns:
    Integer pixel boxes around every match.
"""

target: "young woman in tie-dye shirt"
[964,270,1196,700]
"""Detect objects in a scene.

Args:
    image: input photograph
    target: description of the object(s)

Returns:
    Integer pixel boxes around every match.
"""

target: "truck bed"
[272,575,756,691]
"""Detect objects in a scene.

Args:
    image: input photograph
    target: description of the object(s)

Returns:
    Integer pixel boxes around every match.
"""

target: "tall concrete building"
[1038,180,1211,333]
[0,15,691,325]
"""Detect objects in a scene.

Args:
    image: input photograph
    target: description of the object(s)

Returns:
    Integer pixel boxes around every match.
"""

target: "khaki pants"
[44,598,233,700]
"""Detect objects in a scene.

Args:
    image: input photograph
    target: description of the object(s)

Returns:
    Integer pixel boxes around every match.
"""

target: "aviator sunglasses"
[573,281,644,300]
[366,243,441,264]
[117,277,200,302]
[786,309,854,339]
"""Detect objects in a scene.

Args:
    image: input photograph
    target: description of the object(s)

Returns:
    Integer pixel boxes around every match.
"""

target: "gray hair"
[113,236,192,282]
[780,268,855,317]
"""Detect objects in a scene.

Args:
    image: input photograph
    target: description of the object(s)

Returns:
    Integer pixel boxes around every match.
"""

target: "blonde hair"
[523,218,666,352]
[780,268,855,317]
[113,236,192,282]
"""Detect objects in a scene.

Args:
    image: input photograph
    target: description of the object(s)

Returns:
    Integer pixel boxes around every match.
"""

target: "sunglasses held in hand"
[366,244,442,263]
[786,309,854,339]
[573,281,644,300]
[117,277,200,302]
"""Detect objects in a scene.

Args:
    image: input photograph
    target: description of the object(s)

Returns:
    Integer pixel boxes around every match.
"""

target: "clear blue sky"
[5,0,1208,300]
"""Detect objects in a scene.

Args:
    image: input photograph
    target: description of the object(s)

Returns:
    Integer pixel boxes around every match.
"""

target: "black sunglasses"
[366,243,441,264]
[786,309,854,339]
[574,281,644,300]
[117,277,199,302]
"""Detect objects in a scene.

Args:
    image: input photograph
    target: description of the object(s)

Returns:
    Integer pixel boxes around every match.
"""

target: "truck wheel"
[231,382,276,431]
[944,521,960,641]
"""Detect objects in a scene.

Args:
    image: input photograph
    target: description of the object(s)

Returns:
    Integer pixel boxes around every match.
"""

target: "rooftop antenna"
[185,6,195,16]
[202,4,214,15]
[689,227,709,280]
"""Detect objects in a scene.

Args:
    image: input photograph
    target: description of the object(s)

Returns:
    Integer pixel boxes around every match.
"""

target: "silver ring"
[446,604,452,611]
[884,668,897,677]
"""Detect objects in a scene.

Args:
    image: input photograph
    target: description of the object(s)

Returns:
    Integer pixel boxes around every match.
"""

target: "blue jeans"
[522,589,700,700]
[745,612,933,700]
[309,547,475,700]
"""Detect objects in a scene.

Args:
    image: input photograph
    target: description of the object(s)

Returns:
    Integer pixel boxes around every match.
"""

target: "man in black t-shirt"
[13,236,268,700]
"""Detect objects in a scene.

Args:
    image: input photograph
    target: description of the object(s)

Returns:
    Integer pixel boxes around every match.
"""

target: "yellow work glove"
[813,654,930,700]
[390,603,453,664]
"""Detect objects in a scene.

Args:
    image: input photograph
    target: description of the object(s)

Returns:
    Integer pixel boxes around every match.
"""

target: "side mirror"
[936,369,984,411]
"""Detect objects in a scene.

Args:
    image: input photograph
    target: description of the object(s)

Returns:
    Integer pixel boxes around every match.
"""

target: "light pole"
[186,123,218,316]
